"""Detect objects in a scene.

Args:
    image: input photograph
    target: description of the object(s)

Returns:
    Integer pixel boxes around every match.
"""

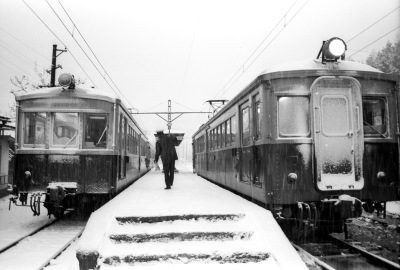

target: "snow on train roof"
[14,84,119,102]
[260,58,382,75]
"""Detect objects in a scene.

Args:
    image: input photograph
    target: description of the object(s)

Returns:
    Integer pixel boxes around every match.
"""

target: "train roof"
[258,58,400,82]
[193,58,399,138]
[262,58,381,74]
[14,85,120,103]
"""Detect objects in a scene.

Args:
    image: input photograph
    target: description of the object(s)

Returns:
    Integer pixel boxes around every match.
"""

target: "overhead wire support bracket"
[129,100,210,133]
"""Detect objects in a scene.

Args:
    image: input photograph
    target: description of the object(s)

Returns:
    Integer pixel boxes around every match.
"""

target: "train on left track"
[9,74,154,218]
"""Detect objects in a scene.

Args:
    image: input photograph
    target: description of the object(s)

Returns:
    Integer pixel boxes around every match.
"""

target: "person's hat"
[155,129,164,135]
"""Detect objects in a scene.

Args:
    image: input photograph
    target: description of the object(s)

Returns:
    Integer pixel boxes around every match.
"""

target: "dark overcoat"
[155,134,178,164]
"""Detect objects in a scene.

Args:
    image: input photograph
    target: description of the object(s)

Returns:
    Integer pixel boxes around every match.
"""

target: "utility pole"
[50,44,67,87]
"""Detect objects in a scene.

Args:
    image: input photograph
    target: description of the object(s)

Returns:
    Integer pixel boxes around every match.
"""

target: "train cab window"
[84,114,108,148]
[24,112,46,146]
[241,106,251,146]
[363,98,387,137]
[278,97,310,137]
[52,113,78,148]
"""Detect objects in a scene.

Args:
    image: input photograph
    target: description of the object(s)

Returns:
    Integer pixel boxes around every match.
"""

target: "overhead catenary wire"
[348,26,400,58]
[0,28,49,61]
[22,0,98,89]
[56,0,134,109]
[346,6,400,44]
[0,41,46,71]
[213,0,310,100]
[52,0,148,132]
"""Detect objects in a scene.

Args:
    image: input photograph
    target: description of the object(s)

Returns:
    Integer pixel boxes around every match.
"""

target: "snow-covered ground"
[0,161,398,270]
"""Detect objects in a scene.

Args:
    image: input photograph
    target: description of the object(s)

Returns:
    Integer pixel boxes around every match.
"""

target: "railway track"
[0,218,86,270]
[294,234,400,270]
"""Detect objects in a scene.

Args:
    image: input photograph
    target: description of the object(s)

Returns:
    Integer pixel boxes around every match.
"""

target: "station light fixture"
[317,37,347,63]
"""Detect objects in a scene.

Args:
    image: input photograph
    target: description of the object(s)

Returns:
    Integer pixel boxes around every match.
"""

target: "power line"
[213,0,309,99]
[0,28,49,61]
[47,1,130,104]
[347,6,400,44]
[348,26,400,58]
[0,40,45,70]
[56,0,133,108]
[22,0,98,88]
[52,0,148,131]
[176,18,198,102]
[0,55,37,79]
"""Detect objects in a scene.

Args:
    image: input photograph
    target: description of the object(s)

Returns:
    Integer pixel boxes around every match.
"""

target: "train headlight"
[287,173,297,184]
[317,37,347,63]
[58,73,75,89]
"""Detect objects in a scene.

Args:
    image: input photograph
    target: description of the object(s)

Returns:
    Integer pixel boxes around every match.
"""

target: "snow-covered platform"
[76,169,307,270]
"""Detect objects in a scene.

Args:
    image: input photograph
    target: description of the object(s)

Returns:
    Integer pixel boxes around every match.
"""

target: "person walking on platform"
[155,130,178,189]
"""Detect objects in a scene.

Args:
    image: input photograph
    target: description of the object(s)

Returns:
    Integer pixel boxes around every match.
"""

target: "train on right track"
[192,37,400,233]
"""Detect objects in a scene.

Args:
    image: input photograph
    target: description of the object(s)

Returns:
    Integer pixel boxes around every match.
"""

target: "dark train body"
[193,49,399,232]
[11,80,154,217]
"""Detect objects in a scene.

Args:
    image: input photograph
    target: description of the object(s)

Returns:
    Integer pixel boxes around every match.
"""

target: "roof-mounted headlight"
[58,73,75,90]
[317,37,347,63]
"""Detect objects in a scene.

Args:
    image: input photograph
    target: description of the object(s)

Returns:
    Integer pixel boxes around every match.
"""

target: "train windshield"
[52,113,78,147]
[84,114,108,148]
[24,112,46,146]
[278,97,310,137]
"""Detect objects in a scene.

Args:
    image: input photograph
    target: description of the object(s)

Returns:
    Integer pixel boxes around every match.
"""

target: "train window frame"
[240,105,251,147]
[23,112,47,148]
[83,113,108,149]
[277,96,311,138]
[51,112,79,148]
[321,95,350,137]
[253,94,261,141]
[226,119,231,146]
[221,122,226,147]
[362,97,388,138]
[231,115,237,144]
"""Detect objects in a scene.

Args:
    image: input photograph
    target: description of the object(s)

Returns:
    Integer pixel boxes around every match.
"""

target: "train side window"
[221,122,226,147]
[226,119,231,145]
[252,94,261,141]
[241,106,251,146]
[362,98,387,137]
[231,116,236,143]
[84,114,108,148]
[24,112,46,147]
[52,113,78,148]
[217,126,220,148]
[278,96,310,137]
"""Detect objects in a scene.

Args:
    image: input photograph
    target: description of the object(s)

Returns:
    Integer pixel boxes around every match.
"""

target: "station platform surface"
[77,166,307,270]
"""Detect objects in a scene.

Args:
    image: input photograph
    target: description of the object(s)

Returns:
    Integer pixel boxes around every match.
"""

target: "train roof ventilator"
[317,37,347,63]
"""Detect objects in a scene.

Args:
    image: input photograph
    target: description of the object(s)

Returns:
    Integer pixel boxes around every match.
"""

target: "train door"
[312,77,364,191]
[239,102,251,183]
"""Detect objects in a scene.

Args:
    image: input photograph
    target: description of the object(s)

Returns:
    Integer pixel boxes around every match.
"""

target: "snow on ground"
[76,163,307,269]
[0,194,56,251]
[0,161,398,270]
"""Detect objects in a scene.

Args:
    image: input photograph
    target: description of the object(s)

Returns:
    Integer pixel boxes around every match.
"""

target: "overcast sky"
[0,0,399,139]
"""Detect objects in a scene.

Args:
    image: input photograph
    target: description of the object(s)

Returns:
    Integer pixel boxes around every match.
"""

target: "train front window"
[362,98,387,137]
[24,112,46,146]
[52,113,78,147]
[278,96,310,137]
[84,114,108,148]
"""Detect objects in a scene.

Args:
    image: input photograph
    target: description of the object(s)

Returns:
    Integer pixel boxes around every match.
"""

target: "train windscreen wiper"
[63,130,78,148]
[363,120,386,138]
